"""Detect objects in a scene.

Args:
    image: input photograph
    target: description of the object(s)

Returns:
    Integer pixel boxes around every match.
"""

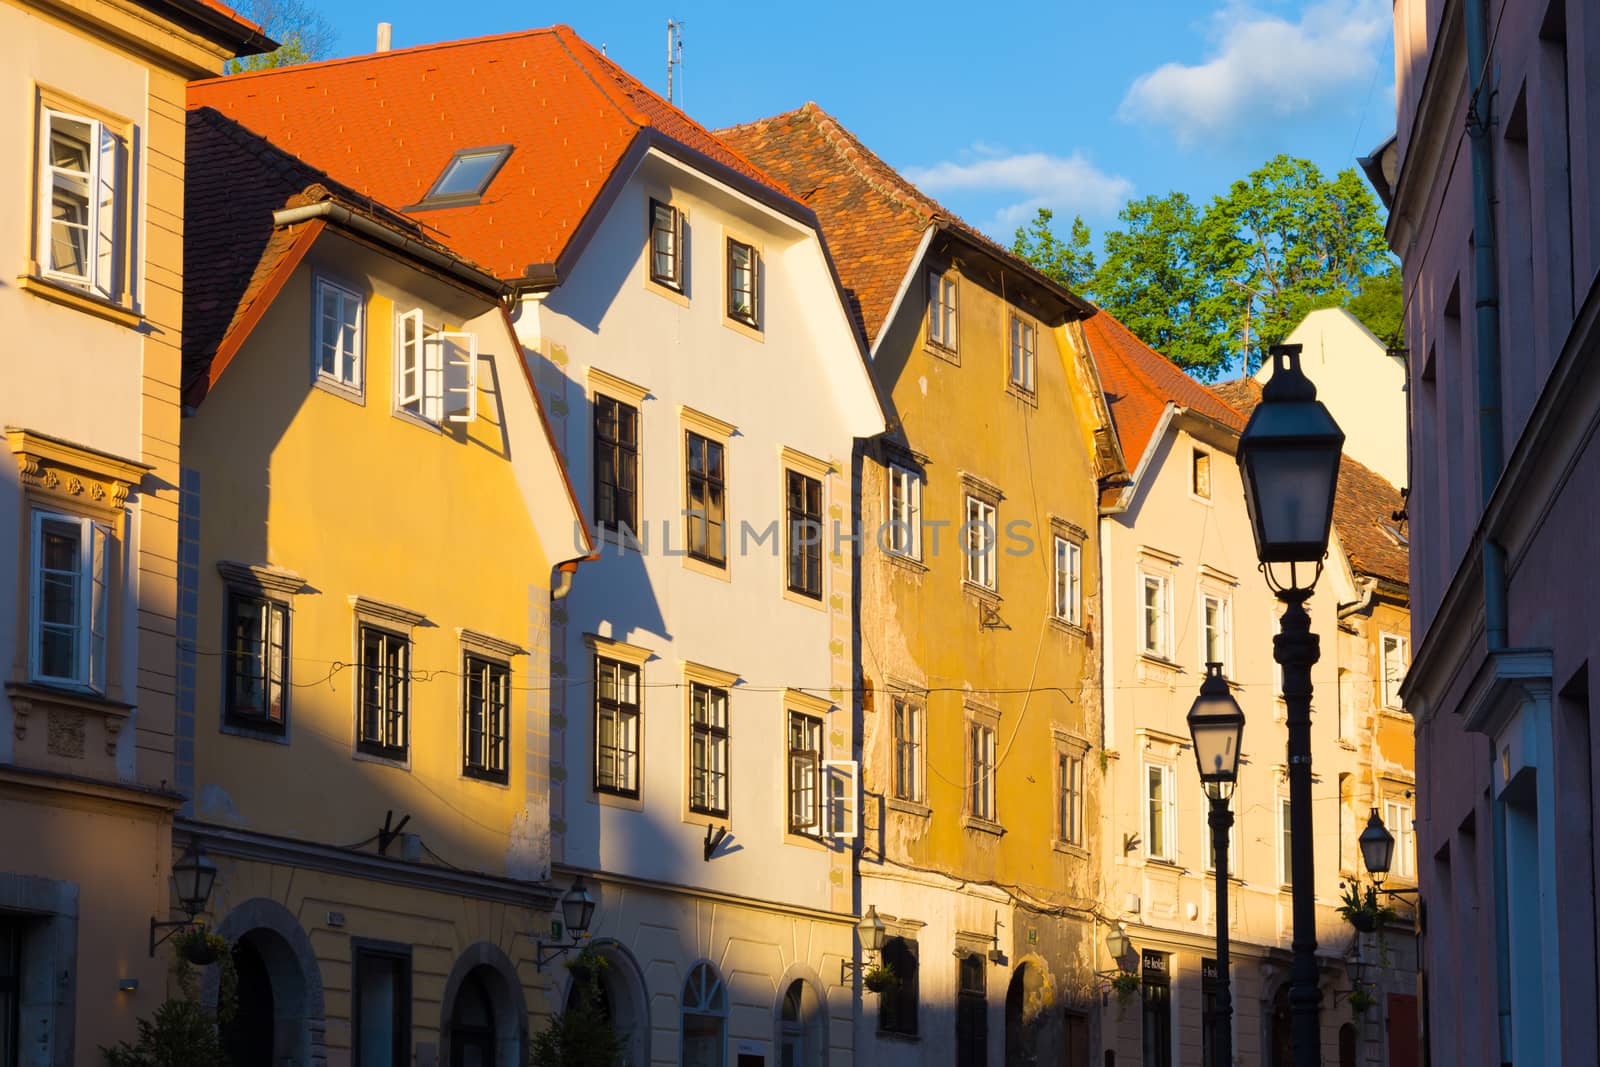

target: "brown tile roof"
[1081,309,1245,468]
[718,103,1051,345]
[188,25,784,280]
[1212,376,1409,586]
[184,106,491,404]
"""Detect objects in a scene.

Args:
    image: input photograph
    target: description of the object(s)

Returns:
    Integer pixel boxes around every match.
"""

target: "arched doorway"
[566,940,648,1067]
[681,962,727,1067]
[440,946,523,1067]
[777,978,826,1067]
[448,969,497,1067]
[222,937,274,1067]
[1339,1022,1357,1067]
[1004,963,1046,1066]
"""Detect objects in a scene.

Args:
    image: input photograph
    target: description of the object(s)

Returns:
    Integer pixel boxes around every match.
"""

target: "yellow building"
[0,1,269,1061]
[723,105,1120,1066]
[177,110,589,1064]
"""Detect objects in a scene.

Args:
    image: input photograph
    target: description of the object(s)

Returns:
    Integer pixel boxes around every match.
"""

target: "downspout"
[1463,1,1513,1061]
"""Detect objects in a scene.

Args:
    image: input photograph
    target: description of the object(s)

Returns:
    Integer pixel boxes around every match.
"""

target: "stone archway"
[563,938,649,1067]
[1005,960,1056,1066]
[438,942,525,1067]
[774,972,827,1067]
[208,897,326,1066]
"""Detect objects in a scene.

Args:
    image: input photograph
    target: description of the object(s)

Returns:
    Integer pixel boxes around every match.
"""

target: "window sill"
[925,340,960,366]
[1047,617,1087,639]
[1052,839,1089,860]
[961,580,1000,604]
[392,405,443,434]
[463,767,510,788]
[784,830,831,852]
[313,375,365,406]
[1005,382,1038,407]
[887,797,932,819]
[645,275,689,307]
[682,552,732,583]
[783,585,827,612]
[18,274,140,327]
[353,745,410,770]
[884,551,927,576]
[1336,738,1357,752]
[221,719,289,746]
[722,314,764,343]
[1379,705,1412,720]
[962,814,1004,837]
[875,1029,921,1044]
[595,788,645,813]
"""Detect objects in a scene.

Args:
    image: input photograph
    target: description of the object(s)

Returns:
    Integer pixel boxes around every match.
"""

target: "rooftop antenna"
[666,18,684,105]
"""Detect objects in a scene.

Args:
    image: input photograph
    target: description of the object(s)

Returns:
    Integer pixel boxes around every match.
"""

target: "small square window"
[726,238,759,326]
[416,145,512,207]
[650,199,683,289]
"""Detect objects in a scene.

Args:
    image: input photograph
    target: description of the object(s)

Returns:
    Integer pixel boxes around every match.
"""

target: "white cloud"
[903,151,1134,239]
[1119,0,1392,146]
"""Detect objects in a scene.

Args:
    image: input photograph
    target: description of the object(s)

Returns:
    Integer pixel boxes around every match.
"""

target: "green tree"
[530,949,627,1067]
[1090,192,1230,376]
[1011,208,1097,294]
[226,0,336,73]
[1199,156,1389,371]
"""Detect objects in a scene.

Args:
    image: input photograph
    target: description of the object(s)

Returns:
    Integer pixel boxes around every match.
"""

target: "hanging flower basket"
[1348,986,1378,1015]
[862,964,899,995]
[1109,970,1140,1001]
[1337,883,1395,934]
[174,928,219,966]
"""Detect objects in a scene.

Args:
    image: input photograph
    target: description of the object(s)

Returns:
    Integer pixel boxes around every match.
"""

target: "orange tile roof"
[188,25,783,280]
[1211,377,1409,587]
[190,0,264,35]
[719,103,1047,345]
[1082,308,1245,469]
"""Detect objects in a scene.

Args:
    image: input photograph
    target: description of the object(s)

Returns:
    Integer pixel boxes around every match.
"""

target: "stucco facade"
[0,1,266,1061]
[1381,0,1600,1064]
[519,145,883,1067]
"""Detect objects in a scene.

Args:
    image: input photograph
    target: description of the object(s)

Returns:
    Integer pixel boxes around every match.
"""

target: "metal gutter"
[272,201,508,298]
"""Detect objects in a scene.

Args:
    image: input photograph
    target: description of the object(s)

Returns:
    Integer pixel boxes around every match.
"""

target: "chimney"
[376,22,392,52]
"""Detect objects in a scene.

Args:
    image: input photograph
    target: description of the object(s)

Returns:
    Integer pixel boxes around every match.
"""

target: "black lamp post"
[534,875,598,971]
[1188,662,1245,1067]
[1237,342,1345,1067]
[149,845,219,956]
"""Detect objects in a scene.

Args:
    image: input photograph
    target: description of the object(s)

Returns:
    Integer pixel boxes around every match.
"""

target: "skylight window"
[416,145,512,207]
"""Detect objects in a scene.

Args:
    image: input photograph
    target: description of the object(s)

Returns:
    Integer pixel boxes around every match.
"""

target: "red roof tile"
[188,26,783,280]
[1211,377,1409,586]
[1082,309,1245,468]
[719,103,1047,346]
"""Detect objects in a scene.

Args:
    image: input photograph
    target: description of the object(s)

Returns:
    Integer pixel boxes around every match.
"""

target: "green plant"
[172,930,238,1025]
[102,998,228,1067]
[1109,969,1140,1001]
[1347,985,1378,1015]
[1338,883,1398,934]
[530,948,627,1067]
[862,963,899,994]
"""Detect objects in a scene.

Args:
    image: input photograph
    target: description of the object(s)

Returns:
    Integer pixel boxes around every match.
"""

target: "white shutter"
[87,520,110,694]
[93,122,118,299]
[824,759,859,839]
[440,330,478,423]
[396,309,424,411]
[421,330,445,422]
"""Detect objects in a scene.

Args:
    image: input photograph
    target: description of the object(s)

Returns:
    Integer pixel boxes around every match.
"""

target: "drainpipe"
[1463,0,1513,1061]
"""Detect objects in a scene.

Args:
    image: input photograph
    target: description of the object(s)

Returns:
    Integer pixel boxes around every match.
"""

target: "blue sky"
[318,0,1395,244]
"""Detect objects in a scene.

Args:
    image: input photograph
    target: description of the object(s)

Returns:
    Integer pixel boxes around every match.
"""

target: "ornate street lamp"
[1188,663,1245,1067]
[1359,808,1396,883]
[149,845,219,956]
[1237,342,1344,1067]
[534,875,598,971]
[841,905,888,983]
[1104,923,1130,966]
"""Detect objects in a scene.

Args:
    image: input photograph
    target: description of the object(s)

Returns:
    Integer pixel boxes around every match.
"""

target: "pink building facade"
[1374,0,1600,1063]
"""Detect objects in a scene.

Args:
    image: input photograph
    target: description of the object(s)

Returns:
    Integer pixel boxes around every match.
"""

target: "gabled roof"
[1211,377,1409,588]
[718,103,1089,345]
[188,25,783,281]
[184,106,493,404]
[1082,308,1245,470]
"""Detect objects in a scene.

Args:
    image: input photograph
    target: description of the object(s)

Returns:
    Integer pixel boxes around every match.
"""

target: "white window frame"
[313,277,365,392]
[1144,761,1176,862]
[1056,745,1085,846]
[965,496,998,591]
[27,509,110,693]
[968,719,998,822]
[928,271,958,351]
[1279,796,1294,887]
[887,464,923,560]
[37,105,123,300]
[1381,632,1409,710]
[1200,592,1233,673]
[1009,315,1036,393]
[1139,570,1173,659]
[824,759,859,839]
[1383,797,1416,880]
[1054,536,1082,625]
[891,696,925,804]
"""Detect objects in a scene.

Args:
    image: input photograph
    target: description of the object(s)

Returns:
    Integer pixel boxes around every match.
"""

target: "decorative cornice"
[780,446,835,480]
[347,595,427,630]
[1458,648,1553,737]
[456,628,527,660]
[217,561,309,597]
[959,469,1004,502]
[680,404,738,441]
[6,428,149,514]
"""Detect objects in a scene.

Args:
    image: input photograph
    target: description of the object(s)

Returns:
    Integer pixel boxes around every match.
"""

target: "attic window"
[416,145,512,207]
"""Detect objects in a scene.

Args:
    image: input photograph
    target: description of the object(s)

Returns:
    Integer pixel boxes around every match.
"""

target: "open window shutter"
[824,760,859,839]
[88,521,110,694]
[93,122,118,299]
[397,309,424,410]
[441,331,478,423]
[421,330,445,422]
